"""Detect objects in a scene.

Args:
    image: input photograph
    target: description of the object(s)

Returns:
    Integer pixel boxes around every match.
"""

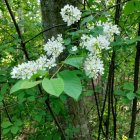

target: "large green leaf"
[58,70,82,100]
[10,80,41,94]
[11,126,19,134]
[64,56,84,69]
[80,15,93,26]
[123,82,134,91]
[124,0,140,15]
[126,92,136,100]
[42,78,64,97]
[1,121,13,129]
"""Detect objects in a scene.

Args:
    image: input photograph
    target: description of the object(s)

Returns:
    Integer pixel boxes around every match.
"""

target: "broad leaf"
[64,56,84,69]
[80,15,93,26]
[11,126,19,134]
[10,80,41,94]
[42,78,64,97]
[58,70,82,100]
[126,92,135,100]
[1,121,13,129]
[123,82,134,91]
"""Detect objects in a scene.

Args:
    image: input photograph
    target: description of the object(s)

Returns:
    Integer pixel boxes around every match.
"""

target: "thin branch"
[4,0,29,60]
[38,86,67,140]
[91,80,106,137]
[24,24,66,44]
[2,101,12,123]
[129,23,140,138]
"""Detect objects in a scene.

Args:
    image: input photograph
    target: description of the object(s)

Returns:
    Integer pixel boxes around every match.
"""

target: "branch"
[129,23,140,138]
[24,24,66,44]
[38,86,67,140]
[4,0,29,60]
[2,101,12,123]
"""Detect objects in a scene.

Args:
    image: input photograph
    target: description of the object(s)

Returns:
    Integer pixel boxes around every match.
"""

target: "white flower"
[87,23,95,30]
[97,35,110,50]
[95,21,120,40]
[11,55,57,80]
[111,25,120,35]
[102,22,120,39]
[36,55,48,71]
[46,57,56,69]
[71,46,78,52]
[60,4,81,26]
[80,35,99,54]
[11,61,37,80]
[44,34,65,58]
[84,54,104,79]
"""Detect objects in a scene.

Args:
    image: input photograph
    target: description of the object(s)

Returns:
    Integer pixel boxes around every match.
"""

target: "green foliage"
[42,78,64,97]
[124,0,140,15]
[1,0,140,139]
[1,121,13,129]
[58,70,82,100]
[10,80,41,93]
[64,56,84,69]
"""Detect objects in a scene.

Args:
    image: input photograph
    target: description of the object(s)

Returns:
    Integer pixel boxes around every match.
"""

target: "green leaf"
[27,96,35,102]
[80,15,93,26]
[64,56,84,69]
[0,83,9,95]
[14,120,23,126]
[124,0,140,15]
[121,97,131,104]
[0,70,6,75]
[83,90,93,97]
[42,78,64,97]
[64,38,71,45]
[1,121,13,128]
[2,128,11,135]
[18,92,26,103]
[126,92,135,100]
[34,115,42,122]
[11,126,19,134]
[123,82,134,91]
[58,70,82,100]
[10,80,41,94]
[114,90,125,96]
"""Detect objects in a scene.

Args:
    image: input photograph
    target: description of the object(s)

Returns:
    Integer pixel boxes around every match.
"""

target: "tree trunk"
[40,0,81,42]
[40,0,93,139]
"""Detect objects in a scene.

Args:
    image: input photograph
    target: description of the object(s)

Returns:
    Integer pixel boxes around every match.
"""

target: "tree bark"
[40,0,93,139]
[40,0,81,42]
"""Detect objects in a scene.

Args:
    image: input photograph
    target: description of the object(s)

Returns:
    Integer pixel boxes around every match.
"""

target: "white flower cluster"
[44,34,65,58]
[11,55,56,80]
[80,34,110,54]
[60,4,81,26]
[97,21,120,40]
[82,22,120,79]
[11,34,65,80]
[84,54,104,79]
[81,22,120,53]
[71,46,78,52]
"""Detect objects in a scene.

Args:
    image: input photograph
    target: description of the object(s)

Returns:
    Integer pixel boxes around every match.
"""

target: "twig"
[24,24,66,44]
[4,0,29,60]
[2,101,12,123]
[38,86,67,140]
[129,23,140,138]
